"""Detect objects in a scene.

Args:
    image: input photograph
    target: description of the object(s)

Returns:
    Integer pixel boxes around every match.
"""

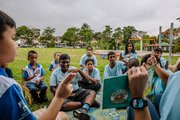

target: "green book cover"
[102,75,131,109]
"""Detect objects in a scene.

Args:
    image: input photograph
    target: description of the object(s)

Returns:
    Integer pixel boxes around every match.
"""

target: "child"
[49,51,61,71]
[154,47,166,69]
[23,50,48,103]
[0,10,72,120]
[104,51,126,79]
[78,58,101,91]
[141,54,172,98]
[0,63,13,78]
[119,42,137,65]
[127,58,139,69]
[80,46,97,69]
[50,54,100,120]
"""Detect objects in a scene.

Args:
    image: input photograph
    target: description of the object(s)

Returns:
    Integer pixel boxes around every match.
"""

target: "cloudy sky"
[1,0,180,36]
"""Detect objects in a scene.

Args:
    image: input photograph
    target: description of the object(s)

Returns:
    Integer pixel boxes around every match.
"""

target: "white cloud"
[1,0,179,36]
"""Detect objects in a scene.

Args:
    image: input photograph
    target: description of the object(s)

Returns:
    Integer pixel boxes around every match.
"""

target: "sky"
[1,0,180,36]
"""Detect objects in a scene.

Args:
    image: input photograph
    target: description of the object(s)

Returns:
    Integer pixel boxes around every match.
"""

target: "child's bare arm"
[155,64,170,84]
[38,73,74,120]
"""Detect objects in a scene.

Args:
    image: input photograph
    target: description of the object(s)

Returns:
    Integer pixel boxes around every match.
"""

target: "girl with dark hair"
[120,42,137,64]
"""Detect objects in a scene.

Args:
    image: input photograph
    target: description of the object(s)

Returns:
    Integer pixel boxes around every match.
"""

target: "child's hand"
[33,73,37,78]
[128,66,148,98]
[35,80,40,85]
[94,80,98,85]
[85,70,89,75]
[55,73,76,99]
[125,54,130,58]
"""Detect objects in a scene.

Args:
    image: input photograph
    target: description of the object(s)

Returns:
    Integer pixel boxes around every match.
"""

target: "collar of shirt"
[0,67,8,77]
[54,61,58,64]
[28,63,41,70]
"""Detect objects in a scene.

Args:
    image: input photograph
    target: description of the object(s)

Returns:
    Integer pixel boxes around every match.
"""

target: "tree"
[93,32,102,41]
[16,26,34,45]
[101,25,113,49]
[40,27,55,47]
[79,23,94,44]
[112,27,123,50]
[122,26,137,43]
[61,27,79,46]
[31,28,40,39]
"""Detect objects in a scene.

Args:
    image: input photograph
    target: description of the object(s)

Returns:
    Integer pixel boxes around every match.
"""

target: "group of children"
[1,10,180,120]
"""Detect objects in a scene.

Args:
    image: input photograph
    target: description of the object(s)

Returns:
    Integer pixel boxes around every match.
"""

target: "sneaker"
[73,108,90,120]
[91,100,100,108]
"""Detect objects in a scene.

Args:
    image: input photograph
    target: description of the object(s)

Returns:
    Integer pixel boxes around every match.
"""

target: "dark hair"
[128,58,139,69]
[54,52,61,57]
[28,50,37,60]
[154,48,163,54]
[141,54,162,67]
[59,54,70,61]
[85,58,94,65]
[0,10,16,39]
[124,42,136,55]
[141,54,151,65]
[107,51,115,58]
[86,46,93,51]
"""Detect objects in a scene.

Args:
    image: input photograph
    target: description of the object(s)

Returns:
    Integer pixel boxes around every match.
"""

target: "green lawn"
[9,48,179,111]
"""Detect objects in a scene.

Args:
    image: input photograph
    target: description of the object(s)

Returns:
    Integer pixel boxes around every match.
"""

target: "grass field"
[8,48,179,111]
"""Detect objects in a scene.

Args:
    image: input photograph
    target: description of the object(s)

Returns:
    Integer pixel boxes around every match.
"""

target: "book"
[102,75,131,109]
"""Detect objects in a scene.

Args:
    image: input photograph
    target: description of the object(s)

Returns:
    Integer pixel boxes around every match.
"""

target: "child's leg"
[38,81,48,102]
[26,82,39,102]
[61,101,82,111]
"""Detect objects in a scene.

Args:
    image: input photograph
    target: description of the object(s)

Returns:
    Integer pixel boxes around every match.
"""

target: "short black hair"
[28,50,37,60]
[86,46,93,51]
[59,54,70,61]
[107,51,115,58]
[85,58,94,65]
[128,58,139,69]
[54,51,61,57]
[0,10,16,39]
[154,48,163,54]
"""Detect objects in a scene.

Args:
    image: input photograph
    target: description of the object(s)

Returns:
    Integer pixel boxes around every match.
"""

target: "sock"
[82,103,90,111]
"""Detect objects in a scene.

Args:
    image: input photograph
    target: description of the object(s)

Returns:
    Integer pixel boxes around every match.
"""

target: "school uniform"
[0,67,36,120]
[49,60,59,71]
[104,61,126,79]
[80,54,97,67]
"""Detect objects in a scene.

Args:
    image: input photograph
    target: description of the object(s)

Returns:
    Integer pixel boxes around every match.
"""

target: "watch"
[130,97,148,109]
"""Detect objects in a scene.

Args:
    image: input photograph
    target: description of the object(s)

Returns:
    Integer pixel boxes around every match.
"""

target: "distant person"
[0,10,72,120]
[119,42,137,65]
[78,58,101,91]
[0,63,13,78]
[23,50,48,103]
[80,46,97,69]
[50,54,100,120]
[49,51,61,71]
[104,51,126,79]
